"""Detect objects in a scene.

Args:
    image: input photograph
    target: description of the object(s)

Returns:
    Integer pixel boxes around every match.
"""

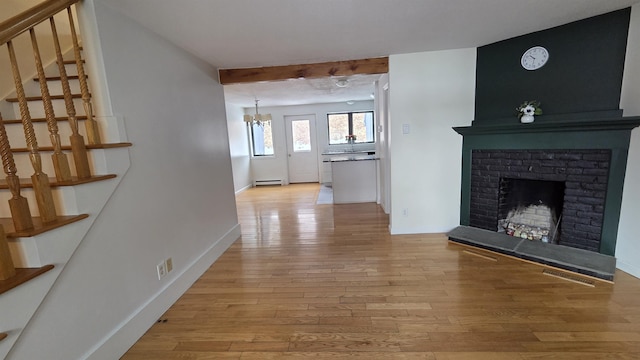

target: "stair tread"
[2,214,89,238]
[5,93,84,102]
[11,142,133,153]
[0,174,117,189]
[60,59,84,65]
[33,75,85,81]
[0,265,54,296]
[1,115,88,124]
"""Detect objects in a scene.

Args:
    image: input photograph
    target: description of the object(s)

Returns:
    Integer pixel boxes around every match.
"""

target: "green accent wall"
[458,8,639,256]
[475,8,631,123]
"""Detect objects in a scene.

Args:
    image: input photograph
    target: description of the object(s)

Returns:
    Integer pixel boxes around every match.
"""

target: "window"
[251,120,274,156]
[291,119,311,152]
[327,111,374,145]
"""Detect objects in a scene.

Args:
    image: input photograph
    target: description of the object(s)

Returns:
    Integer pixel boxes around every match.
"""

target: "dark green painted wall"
[475,8,631,123]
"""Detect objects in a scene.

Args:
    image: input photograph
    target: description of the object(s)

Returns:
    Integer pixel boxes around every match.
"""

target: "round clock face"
[521,46,549,70]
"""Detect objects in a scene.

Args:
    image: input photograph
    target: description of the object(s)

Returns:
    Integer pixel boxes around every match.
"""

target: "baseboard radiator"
[253,179,283,186]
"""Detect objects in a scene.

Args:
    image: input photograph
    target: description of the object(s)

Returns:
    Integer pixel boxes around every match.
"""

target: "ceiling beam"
[218,57,388,85]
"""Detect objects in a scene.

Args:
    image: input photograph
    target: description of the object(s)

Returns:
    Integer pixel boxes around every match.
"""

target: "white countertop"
[324,154,378,162]
[321,150,375,155]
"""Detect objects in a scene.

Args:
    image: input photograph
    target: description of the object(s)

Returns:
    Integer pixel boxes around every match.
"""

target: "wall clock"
[521,46,549,70]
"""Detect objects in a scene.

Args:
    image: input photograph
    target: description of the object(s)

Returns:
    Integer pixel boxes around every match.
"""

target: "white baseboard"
[389,225,456,235]
[235,183,252,194]
[84,224,241,360]
[616,259,640,280]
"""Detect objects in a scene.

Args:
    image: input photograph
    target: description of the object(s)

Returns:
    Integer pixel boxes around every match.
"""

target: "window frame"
[249,120,275,157]
[327,111,375,145]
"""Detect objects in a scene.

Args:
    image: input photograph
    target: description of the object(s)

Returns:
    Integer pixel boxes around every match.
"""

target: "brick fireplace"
[470,149,610,252]
[453,116,640,256]
[449,8,639,278]
[448,117,640,280]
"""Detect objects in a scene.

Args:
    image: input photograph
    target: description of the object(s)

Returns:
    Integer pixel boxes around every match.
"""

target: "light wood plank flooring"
[123,183,640,359]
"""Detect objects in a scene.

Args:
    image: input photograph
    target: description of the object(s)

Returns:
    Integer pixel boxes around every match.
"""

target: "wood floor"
[122,183,640,359]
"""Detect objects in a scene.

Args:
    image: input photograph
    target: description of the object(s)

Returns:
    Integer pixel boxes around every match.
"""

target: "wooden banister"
[30,28,73,182]
[50,16,92,179]
[0,0,81,46]
[68,8,101,145]
[7,41,58,224]
[0,113,34,232]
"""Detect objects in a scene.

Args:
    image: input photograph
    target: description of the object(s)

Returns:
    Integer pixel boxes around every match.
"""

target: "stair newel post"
[29,28,72,183]
[7,40,58,224]
[0,113,34,231]
[0,224,15,281]
[49,16,91,180]
[67,7,100,145]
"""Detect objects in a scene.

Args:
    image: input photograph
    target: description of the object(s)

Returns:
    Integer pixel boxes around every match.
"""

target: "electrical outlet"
[402,208,409,216]
[157,261,167,280]
[165,257,173,273]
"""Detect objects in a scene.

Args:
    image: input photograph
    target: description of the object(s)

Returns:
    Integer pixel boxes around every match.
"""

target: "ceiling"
[98,0,640,108]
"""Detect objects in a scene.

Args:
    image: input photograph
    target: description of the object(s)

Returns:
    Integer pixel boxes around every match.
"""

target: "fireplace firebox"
[497,178,565,244]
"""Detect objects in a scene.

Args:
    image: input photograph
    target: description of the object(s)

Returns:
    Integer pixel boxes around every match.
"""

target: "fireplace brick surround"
[449,119,640,281]
[470,149,611,252]
[453,117,640,256]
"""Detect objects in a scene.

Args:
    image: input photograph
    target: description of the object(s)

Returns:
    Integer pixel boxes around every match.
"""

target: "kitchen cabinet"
[321,150,375,186]
[331,156,377,204]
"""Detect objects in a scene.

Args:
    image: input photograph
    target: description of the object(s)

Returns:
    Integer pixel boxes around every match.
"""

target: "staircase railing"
[0,0,100,281]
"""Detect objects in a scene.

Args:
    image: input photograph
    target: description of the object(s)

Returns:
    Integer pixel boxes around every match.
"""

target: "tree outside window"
[327,111,374,145]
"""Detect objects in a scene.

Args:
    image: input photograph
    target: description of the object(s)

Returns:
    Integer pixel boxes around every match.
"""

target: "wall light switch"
[402,124,410,134]
[157,262,167,280]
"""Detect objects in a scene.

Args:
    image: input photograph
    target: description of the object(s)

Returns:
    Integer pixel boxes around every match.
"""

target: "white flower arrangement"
[516,100,543,120]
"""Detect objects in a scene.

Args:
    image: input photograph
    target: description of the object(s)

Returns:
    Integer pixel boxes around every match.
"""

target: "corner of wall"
[615,4,640,279]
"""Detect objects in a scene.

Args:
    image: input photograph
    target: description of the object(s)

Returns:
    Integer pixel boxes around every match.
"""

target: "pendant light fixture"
[244,99,272,126]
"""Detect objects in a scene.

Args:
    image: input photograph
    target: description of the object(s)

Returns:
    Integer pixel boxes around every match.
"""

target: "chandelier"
[244,99,272,126]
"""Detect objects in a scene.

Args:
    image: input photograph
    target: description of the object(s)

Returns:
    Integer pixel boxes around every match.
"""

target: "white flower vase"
[520,114,535,124]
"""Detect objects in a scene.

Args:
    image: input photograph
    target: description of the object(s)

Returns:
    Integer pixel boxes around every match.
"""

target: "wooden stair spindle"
[0,113,34,231]
[7,40,58,224]
[29,28,72,182]
[0,225,16,281]
[50,16,91,179]
[67,7,100,145]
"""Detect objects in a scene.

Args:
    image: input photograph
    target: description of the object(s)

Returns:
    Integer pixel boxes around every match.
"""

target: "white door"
[285,114,319,183]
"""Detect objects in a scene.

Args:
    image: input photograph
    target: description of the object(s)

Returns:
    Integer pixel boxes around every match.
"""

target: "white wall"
[226,102,252,192]
[388,49,476,234]
[7,1,240,359]
[617,4,640,279]
[249,101,374,184]
[375,74,390,212]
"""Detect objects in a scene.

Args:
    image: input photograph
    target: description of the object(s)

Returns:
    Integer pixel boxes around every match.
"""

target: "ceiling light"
[346,100,355,105]
[244,99,272,125]
[335,78,349,88]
